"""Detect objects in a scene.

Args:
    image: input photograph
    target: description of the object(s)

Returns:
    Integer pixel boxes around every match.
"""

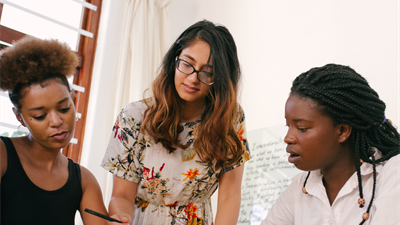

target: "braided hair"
[291,64,400,224]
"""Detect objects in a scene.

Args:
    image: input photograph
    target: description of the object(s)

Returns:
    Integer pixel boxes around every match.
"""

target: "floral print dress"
[101,100,251,225]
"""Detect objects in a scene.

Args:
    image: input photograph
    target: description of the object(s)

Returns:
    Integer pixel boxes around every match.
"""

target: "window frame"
[0,0,103,163]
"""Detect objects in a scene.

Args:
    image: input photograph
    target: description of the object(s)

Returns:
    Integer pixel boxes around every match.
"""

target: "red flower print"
[163,200,178,207]
[160,163,165,171]
[184,204,198,221]
[114,125,120,138]
[143,166,151,180]
[143,164,165,180]
[237,124,244,141]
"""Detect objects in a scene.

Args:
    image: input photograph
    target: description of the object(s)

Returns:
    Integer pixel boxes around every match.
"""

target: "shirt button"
[329,219,333,224]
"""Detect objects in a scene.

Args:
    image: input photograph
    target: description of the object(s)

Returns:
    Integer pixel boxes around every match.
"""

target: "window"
[0,0,102,163]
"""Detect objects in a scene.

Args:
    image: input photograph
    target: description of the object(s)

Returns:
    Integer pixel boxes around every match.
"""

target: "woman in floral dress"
[101,20,251,225]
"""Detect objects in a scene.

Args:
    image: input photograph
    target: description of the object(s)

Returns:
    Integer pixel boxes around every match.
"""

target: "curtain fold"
[113,0,171,118]
[78,1,171,223]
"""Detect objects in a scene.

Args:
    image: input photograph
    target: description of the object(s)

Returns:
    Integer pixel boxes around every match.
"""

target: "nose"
[187,72,200,83]
[284,129,296,144]
[49,112,63,127]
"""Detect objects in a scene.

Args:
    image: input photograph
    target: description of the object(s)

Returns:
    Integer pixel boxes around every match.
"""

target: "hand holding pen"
[107,213,131,225]
[84,208,131,225]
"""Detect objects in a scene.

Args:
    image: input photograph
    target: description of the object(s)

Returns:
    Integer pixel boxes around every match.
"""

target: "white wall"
[169,0,400,131]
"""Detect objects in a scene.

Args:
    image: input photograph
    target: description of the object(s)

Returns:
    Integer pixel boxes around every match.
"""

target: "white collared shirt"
[261,152,400,225]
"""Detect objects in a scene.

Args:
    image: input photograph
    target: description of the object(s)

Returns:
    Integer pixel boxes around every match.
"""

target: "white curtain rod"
[71,0,97,11]
[0,0,94,38]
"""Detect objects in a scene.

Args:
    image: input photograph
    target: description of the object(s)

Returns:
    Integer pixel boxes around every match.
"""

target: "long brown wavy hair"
[141,20,243,171]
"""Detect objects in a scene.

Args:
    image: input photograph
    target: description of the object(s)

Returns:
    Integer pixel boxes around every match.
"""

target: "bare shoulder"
[79,165,101,191]
[0,138,7,177]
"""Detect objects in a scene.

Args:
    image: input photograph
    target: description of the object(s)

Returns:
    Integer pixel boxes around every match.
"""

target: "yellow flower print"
[242,148,251,161]
[182,168,199,181]
[135,198,150,212]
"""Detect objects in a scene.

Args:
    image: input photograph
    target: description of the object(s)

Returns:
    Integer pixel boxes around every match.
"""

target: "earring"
[75,112,81,121]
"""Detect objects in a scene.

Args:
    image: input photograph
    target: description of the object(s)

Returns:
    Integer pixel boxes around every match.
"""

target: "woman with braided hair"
[0,36,108,224]
[261,64,399,225]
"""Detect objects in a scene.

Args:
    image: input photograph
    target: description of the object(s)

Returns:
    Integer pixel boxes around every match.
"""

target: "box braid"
[291,64,400,225]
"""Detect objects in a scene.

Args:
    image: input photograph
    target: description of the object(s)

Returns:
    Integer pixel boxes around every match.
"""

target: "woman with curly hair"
[0,36,108,225]
[101,20,251,225]
[261,64,399,225]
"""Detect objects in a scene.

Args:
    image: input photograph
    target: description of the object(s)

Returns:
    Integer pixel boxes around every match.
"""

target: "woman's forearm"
[214,193,241,224]
[109,195,135,216]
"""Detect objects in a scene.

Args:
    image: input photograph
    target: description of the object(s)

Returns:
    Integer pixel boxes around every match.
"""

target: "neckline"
[4,137,72,193]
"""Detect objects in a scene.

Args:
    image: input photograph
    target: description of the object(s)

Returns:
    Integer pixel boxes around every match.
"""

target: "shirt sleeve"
[220,104,252,174]
[260,172,305,225]
[100,102,145,183]
[370,154,400,224]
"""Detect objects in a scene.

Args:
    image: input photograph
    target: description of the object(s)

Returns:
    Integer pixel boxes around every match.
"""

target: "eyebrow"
[181,54,195,62]
[181,54,213,68]
[292,119,313,123]
[28,98,70,111]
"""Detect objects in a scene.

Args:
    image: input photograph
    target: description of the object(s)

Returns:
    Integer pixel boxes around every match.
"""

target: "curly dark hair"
[0,36,78,111]
[291,63,399,225]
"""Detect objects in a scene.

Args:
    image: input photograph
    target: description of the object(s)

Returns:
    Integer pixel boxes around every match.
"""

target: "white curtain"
[114,0,172,117]
[77,0,172,223]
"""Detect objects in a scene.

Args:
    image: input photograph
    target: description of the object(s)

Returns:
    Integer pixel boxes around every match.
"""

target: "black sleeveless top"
[0,136,82,225]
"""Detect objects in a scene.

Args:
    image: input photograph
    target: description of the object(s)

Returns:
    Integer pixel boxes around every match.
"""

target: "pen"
[84,208,123,223]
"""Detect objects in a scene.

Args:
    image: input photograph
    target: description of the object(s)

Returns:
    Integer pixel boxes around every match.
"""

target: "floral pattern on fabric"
[101,99,251,224]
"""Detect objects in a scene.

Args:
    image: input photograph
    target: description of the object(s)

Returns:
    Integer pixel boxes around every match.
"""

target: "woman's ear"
[338,123,352,143]
[12,107,25,127]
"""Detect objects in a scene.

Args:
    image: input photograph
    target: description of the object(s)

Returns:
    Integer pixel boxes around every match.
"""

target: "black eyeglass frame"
[175,57,214,85]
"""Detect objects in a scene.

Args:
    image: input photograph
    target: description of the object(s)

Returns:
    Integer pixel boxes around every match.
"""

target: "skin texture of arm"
[79,166,108,225]
[214,164,244,225]
[107,175,138,225]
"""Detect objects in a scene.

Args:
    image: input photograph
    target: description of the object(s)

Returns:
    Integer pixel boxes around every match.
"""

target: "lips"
[183,84,199,93]
[51,131,68,140]
[287,148,300,164]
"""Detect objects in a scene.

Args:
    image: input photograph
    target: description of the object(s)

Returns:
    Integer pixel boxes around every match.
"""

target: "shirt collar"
[305,149,383,195]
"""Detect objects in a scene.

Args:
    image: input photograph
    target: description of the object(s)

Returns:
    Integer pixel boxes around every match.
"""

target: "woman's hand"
[108,175,138,225]
[107,212,132,225]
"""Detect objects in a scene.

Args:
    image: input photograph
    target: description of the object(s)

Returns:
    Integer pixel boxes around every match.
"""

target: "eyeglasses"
[175,58,214,85]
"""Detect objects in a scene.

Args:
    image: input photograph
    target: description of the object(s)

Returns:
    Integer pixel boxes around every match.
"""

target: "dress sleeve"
[220,104,252,174]
[100,102,144,183]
